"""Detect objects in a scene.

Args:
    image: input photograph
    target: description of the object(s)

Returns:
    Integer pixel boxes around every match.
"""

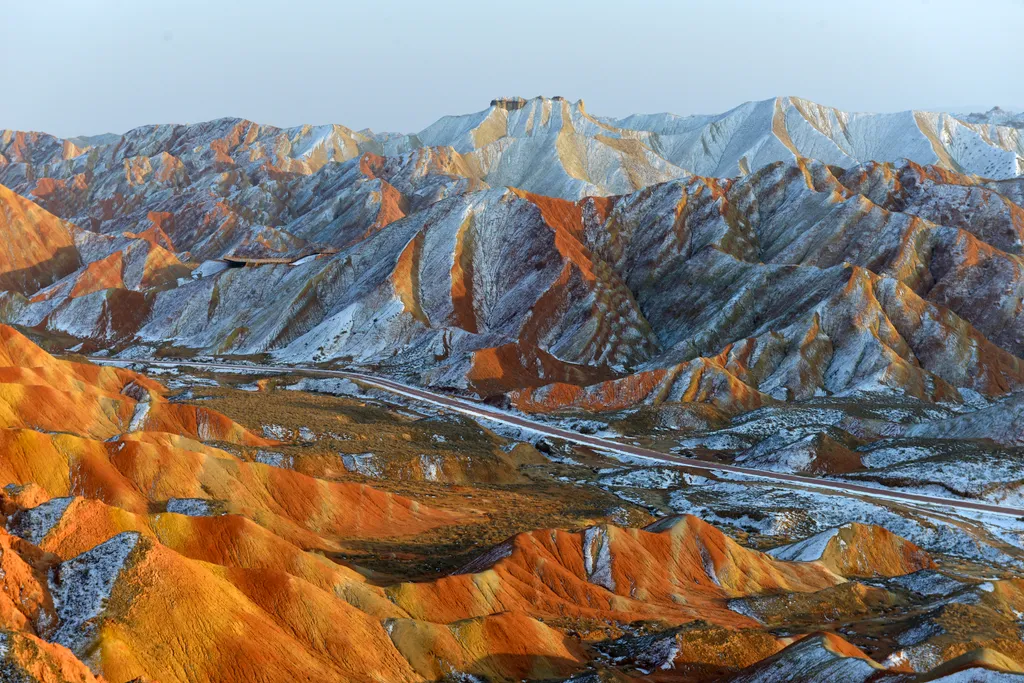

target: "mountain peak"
[489,95,584,112]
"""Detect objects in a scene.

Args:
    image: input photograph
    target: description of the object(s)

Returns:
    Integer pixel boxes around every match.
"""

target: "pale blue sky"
[3,0,1022,137]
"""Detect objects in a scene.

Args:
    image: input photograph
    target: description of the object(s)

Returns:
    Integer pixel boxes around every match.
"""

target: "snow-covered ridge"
[4,95,1021,205]
[768,527,842,562]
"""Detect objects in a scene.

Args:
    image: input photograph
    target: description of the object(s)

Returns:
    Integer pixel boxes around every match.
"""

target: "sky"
[3,0,1022,137]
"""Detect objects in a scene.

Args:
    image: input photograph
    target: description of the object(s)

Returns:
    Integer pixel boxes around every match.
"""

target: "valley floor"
[54,355,1023,681]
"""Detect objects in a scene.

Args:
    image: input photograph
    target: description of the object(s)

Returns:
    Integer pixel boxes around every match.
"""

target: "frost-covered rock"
[7,497,73,545]
[768,528,840,562]
[254,450,293,468]
[889,571,971,597]
[165,498,215,517]
[48,532,140,656]
[667,481,1020,568]
[582,526,615,591]
[341,453,383,479]
[418,454,444,481]
[261,424,293,440]
[731,634,882,682]
[285,377,363,397]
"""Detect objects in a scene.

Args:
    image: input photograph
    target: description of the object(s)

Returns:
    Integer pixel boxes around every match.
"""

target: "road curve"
[91,357,1024,519]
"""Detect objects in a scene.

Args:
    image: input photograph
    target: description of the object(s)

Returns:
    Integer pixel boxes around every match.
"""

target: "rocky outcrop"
[768,522,936,578]
[388,515,845,627]
[730,633,883,682]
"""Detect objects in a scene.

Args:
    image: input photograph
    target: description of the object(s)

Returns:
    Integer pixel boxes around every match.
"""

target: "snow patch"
[341,453,383,479]
[49,532,140,656]
[255,450,293,468]
[699,543,721,587]
[419,454,444,481]
[768,527,840,562]
[166,498,215,516]
[890,571,967,597]
[261,424,292,440]
[726,598,765,624]
[457,540,515,574]
[598,467,686,489]
[285,377,363,398]
[127,398,150,432]
[8,497,74,544]
[583,526,616,591]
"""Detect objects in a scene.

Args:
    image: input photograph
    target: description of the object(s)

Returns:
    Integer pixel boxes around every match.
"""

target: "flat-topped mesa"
[490,96,529,111]
[490,95,583,112]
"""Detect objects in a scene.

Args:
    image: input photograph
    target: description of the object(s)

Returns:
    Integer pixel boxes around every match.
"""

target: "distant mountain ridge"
[1,97,1024,417]
[956,106,1024,129]
[3,95,1022,203]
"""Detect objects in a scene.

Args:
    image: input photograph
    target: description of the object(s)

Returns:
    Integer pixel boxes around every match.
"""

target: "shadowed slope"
[0,185,81,295]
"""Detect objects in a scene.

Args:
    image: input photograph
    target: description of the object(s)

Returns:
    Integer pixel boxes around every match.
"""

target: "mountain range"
[1,96,1024,412]
[3,96,1024,681]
